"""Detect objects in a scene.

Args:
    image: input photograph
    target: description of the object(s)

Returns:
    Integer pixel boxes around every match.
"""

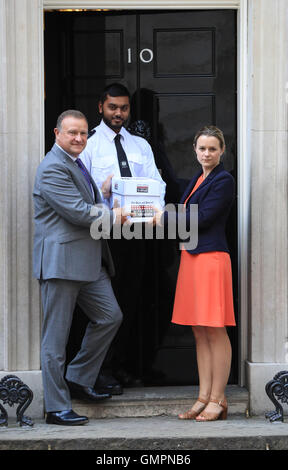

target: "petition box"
[111,177,162,222]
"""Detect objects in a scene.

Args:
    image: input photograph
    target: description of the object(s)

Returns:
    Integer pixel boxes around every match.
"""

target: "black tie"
[114,134,132,177]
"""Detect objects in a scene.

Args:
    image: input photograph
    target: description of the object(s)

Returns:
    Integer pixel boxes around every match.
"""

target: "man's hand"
[101,173,114,199]
[112,198,130,224]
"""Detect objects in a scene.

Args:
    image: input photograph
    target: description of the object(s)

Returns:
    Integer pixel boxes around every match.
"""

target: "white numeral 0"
[140,48,153,63]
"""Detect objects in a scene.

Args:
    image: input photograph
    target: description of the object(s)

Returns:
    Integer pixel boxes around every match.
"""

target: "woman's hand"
[149,206,164,226]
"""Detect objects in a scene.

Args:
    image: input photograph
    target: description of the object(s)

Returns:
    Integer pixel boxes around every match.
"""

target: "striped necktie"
[75,158,95,198]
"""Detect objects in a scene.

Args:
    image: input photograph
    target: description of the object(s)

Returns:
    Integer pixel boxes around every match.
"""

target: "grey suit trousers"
[40,268,122,412]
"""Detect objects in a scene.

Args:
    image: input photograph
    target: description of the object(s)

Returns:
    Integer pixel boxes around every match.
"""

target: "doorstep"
[72,384,248,419]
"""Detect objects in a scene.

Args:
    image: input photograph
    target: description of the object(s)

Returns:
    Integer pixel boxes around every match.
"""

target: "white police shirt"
[80,119,166,207]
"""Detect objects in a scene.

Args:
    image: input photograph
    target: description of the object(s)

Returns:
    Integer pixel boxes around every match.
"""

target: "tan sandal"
[195,397,228,422]
[178,397,209,420]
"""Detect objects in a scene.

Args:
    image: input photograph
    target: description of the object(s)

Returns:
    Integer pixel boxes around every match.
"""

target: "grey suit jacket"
[33,144,115,281]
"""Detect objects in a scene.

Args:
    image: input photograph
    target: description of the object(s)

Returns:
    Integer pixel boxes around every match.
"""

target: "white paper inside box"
[111,177,162,222]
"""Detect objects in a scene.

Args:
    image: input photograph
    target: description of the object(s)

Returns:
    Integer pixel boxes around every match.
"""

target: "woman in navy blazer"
[179,160,235,255]
[157,126,236,421]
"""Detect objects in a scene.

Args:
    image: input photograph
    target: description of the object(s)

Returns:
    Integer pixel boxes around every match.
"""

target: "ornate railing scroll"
[265,370,288,422]
[0,375,34,427]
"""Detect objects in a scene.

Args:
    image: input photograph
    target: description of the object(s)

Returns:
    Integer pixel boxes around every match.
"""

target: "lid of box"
[112,177,161,196]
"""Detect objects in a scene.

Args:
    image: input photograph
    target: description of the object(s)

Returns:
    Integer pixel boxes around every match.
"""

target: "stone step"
[2,414,288,451]
[72,385,249,419]
[2,385,288,452]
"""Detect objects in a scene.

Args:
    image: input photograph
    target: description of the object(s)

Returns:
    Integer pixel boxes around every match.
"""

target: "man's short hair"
[99,83,130,104]
[56,110,88,130]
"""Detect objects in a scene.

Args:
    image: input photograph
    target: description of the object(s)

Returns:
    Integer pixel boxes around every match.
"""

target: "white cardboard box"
[111,177,162,222]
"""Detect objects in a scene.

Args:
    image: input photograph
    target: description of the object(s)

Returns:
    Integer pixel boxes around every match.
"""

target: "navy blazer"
[165,162,235,254]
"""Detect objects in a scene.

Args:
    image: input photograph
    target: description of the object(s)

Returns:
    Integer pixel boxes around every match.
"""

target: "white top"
[80,120,166,206]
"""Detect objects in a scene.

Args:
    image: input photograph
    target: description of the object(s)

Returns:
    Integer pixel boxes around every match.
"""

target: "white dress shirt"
[55,143,77,161]
[80,120,166,206]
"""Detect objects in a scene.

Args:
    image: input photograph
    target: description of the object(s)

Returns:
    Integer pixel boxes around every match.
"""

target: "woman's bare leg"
[197,327,232,417]
[178,326,212,418]
[192,326,213,402]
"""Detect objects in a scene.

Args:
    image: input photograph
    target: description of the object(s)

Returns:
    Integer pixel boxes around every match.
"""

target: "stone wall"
[246,0,288,414]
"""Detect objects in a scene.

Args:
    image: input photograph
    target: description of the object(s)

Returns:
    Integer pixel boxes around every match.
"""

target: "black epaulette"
[88,129,96,139]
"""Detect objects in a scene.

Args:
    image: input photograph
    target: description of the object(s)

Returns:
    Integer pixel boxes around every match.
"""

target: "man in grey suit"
[33,110,124,425]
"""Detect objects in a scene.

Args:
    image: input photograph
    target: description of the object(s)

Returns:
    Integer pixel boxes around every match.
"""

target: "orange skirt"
[171,250,236,327]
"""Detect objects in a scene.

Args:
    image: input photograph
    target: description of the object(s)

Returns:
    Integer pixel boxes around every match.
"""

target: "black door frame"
[42,1,249,387]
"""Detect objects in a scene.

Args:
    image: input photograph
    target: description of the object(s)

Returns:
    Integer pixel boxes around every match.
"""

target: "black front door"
[44,9,238,385]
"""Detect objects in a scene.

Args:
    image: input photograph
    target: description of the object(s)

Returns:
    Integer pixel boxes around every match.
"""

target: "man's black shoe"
[46,409,89,426]
[67,380,112,402]
[95,374,123,395]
